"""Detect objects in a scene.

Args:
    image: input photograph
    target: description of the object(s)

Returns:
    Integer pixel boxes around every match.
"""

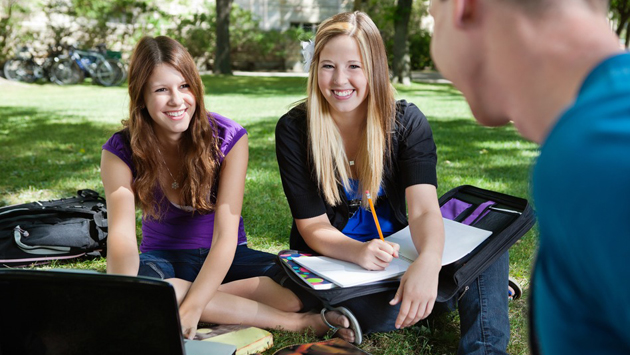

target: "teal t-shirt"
[532,52,630,354]
[342,179,397,242]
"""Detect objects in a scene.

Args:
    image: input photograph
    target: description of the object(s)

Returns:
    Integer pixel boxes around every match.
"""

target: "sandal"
[320,306,363,345]
[508,277,523,301]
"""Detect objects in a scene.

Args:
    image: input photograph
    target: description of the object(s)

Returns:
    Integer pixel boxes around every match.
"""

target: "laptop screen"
[0,269,186,355]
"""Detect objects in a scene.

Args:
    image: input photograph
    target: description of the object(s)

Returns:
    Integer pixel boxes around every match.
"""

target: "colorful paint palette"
[279,253,337,290]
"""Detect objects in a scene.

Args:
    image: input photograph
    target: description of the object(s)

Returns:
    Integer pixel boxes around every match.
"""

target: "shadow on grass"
[0,105,118,202]
[240,117,294,246]
[431,118,537,196]
[398,82,464,97]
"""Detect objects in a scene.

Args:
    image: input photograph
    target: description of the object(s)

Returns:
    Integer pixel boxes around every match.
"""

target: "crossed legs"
[168,277,356,342]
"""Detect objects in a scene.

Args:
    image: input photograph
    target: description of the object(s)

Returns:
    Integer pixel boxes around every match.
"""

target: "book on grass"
[195,324,273,355]
[279,252,338,290]
[293,218,492,288]
[273,338,372,355]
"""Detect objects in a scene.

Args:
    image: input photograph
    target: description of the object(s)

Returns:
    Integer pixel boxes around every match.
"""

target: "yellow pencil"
[365,190,385,241]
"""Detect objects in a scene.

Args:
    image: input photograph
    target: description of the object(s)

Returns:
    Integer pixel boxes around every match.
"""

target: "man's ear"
[453,0,481,28]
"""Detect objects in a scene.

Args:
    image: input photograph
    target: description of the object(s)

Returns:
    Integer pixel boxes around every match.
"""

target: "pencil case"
[436,185,536,301]
[276,185,536,305]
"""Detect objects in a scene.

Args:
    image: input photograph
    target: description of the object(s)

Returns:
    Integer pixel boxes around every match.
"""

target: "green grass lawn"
[0,76,538,354]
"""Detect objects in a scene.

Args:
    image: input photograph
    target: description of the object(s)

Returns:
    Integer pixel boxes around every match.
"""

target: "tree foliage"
[10,0,165,60]
[71,0,166,50]
[0,0,31,60]
[169,3,307,72]
[363,0,432,73]
[3,0,433,74]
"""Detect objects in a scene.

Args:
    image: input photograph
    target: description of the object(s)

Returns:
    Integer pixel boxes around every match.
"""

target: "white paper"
[292,218,492,288]
[386,218,492,265]
[293,255,409,288]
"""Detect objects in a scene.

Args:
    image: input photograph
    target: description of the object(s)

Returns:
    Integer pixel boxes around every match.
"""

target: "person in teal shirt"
[428,0,630,353]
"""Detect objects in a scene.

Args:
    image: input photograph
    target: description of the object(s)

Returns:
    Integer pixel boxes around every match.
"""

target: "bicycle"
[3,46,45,83]
[50,44,126,86]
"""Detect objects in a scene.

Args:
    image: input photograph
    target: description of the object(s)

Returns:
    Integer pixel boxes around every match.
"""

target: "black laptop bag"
[0,189,108,267]
[276,185,536,305]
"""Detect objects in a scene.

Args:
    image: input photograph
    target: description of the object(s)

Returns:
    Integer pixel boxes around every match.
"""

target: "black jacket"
[275,100,437,253]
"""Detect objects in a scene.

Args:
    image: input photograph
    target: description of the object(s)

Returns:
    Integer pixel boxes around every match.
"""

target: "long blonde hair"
[125,36,221,219]
[306,11,395,208]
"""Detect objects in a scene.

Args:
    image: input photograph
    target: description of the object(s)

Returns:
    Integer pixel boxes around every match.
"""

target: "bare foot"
[309,310,355,344]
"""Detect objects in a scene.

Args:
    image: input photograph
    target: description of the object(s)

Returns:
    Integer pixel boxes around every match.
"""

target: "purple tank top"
[102,112,248,252]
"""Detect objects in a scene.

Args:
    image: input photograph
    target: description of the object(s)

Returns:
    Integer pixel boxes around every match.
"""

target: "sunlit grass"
[0,76,538,354]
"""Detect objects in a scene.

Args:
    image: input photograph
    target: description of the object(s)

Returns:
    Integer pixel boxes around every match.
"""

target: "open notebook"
[293,218,492,288]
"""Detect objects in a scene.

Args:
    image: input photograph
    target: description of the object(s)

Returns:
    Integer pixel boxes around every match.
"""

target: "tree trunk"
[392,0,413,85]
[214,0,233,75]
[615,15,629,36]
[613,0,630,36]
[626,22,630,48]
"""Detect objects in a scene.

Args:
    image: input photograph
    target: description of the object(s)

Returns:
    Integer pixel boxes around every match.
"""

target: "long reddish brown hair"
[125,36,221,219]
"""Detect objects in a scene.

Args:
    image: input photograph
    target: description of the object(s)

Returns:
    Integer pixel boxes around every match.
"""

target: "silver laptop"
[0,269,236,355]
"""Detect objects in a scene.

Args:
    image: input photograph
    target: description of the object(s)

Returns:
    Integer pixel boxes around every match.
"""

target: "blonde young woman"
[101,36,359,343]
[276,12,512,354]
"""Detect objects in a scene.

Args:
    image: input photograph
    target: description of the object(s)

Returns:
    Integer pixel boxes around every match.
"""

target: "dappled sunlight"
[0,106,115,205]
[472,140,538,152]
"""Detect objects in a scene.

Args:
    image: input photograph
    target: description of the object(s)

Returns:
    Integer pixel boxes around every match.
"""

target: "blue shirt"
[532,53,630,354]
[342,179,397,242]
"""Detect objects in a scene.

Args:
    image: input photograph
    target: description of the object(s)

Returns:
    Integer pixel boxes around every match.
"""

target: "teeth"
[166,109,185,117]
[333,90,353,97]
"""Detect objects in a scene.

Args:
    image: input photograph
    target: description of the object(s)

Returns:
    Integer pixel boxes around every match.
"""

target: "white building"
[234,0,352,31]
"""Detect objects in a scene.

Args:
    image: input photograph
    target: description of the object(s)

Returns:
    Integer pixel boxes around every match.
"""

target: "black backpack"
[0,189,108,267]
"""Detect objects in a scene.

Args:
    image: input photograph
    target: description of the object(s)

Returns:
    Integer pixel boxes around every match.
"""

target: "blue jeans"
[338,252,510,355]
[446,251,510,355]
[138,245,282,283]
[138,245,322,311]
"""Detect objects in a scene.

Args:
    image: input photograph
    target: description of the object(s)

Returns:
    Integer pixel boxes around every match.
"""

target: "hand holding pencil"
[355,191,399,271]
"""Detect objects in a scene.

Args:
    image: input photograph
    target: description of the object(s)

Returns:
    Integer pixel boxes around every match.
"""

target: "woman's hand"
[178,301,204,340]
[355,239,400,270]
[389,252,441,329]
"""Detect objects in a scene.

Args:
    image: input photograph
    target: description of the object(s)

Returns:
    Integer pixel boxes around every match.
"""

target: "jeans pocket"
[139,261,166,279]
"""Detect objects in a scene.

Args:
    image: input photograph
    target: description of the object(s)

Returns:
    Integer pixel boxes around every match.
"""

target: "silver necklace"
[157,148,180,189]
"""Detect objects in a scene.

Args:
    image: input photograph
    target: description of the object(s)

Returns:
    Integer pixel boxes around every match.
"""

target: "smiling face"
[317,35,369,121]
[143,63,196,141]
